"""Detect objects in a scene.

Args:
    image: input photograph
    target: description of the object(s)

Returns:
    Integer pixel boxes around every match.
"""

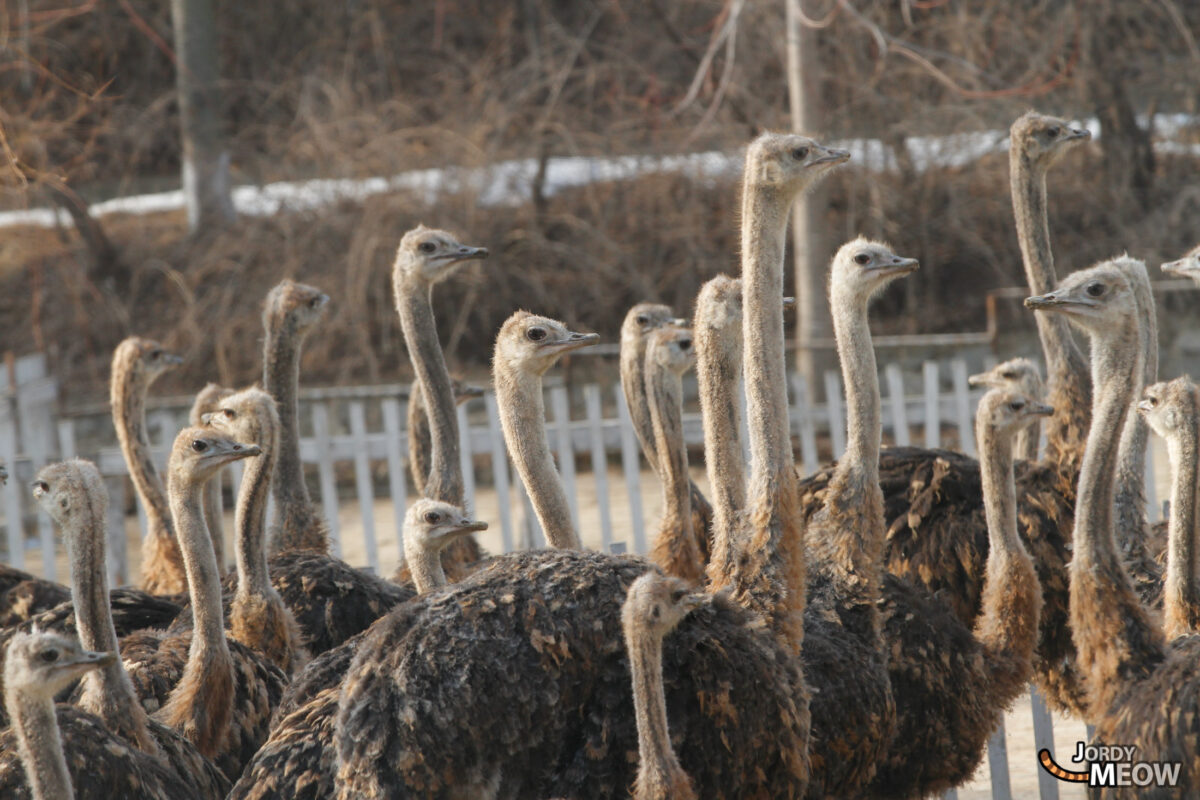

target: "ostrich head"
[4,630,114,700]
[1010,112,1091,169]
[745,132,850,191]
[1138,377,1199,442]
[830,237,919,304]
[113,337,183,388]
[404,498,488,555]
[494,311,599,378]
[394,225,488,286]
[1162,245,1200,282]
[976,390,1054,438]
[263,279,330,338]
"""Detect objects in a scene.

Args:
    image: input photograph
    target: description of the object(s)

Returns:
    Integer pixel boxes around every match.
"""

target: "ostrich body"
[116,428,286,779]
[391,225,489,578]
[621,304,714,564]
[1140,378,1200,640]
[227,499,487,800]
[624,573,704,800]
[112,337,188,594]
[969,358,1045,462]
[407,377,484,498]
[189,383,234,573]
[1029,262,1200,795]
[644,326,704,582]
[0,630,214,800]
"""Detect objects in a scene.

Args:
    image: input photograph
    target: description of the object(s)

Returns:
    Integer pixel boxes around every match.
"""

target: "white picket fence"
[1,352,1153,799]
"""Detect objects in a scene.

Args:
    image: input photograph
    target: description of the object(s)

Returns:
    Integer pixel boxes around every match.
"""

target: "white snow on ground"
[2,114,1195,231]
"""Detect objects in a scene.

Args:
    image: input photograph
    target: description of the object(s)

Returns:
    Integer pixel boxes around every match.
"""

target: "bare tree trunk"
[786,0,836,395]
[171,0,234,234]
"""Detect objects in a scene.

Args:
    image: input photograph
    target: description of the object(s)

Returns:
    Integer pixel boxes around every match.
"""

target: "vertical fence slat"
[484,393,514,554]
[104,475,128,587]
[1,393,24,569]
[311,402,341,559]
[516,477,544,550]
[791,375,818,476]
[456,403,478,512]
[923,361,941,449]
[952,359,976,457]
[57,419,76,459]
[986,721,1012,799]
[886,363,910,447]
[1031,687,1060,800]
[584,385,614,553]
[550,387,580,533]
[349,401,378,572]
[824,370,845,460]
[615,385,647,555]
[381,398,408,553]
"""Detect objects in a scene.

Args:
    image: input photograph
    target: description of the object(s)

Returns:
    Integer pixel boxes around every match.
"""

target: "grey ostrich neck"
[621,332,660,472]
[495,363,580,549]
[1163,390,1200,640]
[647,352,696,571]
[1114,269,1158,564]
[394,276,463,508]
[979,421,1021,567]
[67,477,157,754]
[234,430,277,601]
[1071,312,1165,715]
[112,369,172,543]
[404,537,447,595]
[263,319,324,552]
[628,619,687,798]
[5,683,73,800]
[1010,152,1091,467]
[406,381,433,496]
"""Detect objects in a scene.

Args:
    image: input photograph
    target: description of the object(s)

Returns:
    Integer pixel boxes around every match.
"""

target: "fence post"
[311,401,341,558]
[986,723,1012,799]
[951,359,976,458]
[0,388,24,570]
[456,403,478,513]
[348,401,378,572]
[791,375,818,476]
[381,398,408,555]
[824,370,845,460]
[484,393,515,554]
[1031,687,1060,800]
[584,385,614,553]
[923,361,940,449]
[886,363,910,447]
[550,387,580,533]
[614,385,646,555]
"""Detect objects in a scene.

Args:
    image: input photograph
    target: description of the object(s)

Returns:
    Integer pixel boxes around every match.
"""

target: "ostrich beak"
[1029,402,1054,417]
[548,331,600,354]
[967,373,990,388]
[814,147,852,166]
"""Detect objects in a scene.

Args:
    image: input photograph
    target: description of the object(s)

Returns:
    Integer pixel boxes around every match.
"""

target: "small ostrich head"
[189,383,234,428]
[744,132,850,191]
[203,387,279,450]
[830,237,918,303]
[168,427,262,489]
[694,276,742,334]
[1138,377,1199,441]
[622,304,685,349]
[404,498,488,555]
[1025,260,1138,334]
[494,311,599,378]
[394,225,488,286]
[263,279,330,339]
[976,390,1054,439]
[646,327,695,377]
[622,572,707,640]
[451,378,485,406]
[1010,112,1090,169]
[31,459,105,529]
[968,357,1044,396]
[4,630,115,700]
[112,337,183,389]
[1162,244,1200,281]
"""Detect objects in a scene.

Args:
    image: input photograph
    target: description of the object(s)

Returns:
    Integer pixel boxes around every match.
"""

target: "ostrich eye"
[678,338,691,351]
[635,315,649,326]
[853,253,871,266]
[526,327,547,342]
[222,409,235,419]
[39,649,58,663]
[1046,127,1059,138]
[1085,282,1105,297]
[424,512,440,524]
[1001,371,1015,380]
[150,349,163,359]
[33,480,49,494]
[791,146,809,160]
[1010,401,1025,412]
[308,297,321,308]
[1147,396,1159,408]
[418,242,437,254]
[670,589,686,602]
[191,440,208,453]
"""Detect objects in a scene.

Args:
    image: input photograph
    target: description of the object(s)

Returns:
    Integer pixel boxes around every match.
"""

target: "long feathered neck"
[1163,389,1200,640]
[406,382,433,497]
[732,181,806,650]
[393,274,463,508]
[627,623,694,800]
[1010,151,1091,470]
[263,320,325,552]
[160,472,235,757]
[975,416,1042,692]
[1070,315,1165,719]
[647,359,702,582]
[495,363,580,549]
[1114,278,1159,568]
[233,433,276,601]
[5,686,73,800]
[1015,420,1040,463]
[68,482,158,754]
[621,332,660,473]
[698,313,746,588]
[404,539,448,594]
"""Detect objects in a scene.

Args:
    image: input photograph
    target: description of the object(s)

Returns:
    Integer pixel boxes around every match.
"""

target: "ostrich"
[0,460,71,627]
[116,428,286,779]
[407,377,485,497]
[621,304,714,564]
[644,326,704,582]
[260,279,412,653]
[391,225,489,579]
[202,388,308,675]
[226,498,489,800]
[969,358,1045,462]
[25,459,229,796]
[1163,244,1200,285]
[1027,261,1200,794]
[1139,377,1200,640]
[111,337,188,594]
[188,383,234,574]
[623,573,705,800]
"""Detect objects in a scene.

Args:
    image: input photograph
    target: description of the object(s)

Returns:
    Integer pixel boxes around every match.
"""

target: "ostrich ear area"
[758,162,782,184]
